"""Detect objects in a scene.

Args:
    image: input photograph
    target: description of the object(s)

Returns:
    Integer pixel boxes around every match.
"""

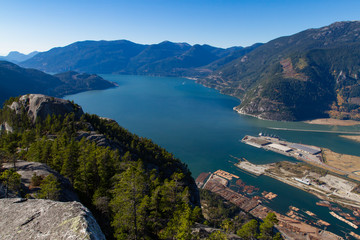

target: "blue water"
[65,75,360,238]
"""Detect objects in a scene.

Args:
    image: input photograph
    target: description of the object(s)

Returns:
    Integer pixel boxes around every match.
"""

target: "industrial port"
[239,134,360,209]
[241,134,360,181]
[242,134,323,164]
[196,169,344,240]
[195,134,360,239]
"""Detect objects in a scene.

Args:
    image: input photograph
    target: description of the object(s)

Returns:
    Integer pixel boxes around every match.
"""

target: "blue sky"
[1,0,359,55]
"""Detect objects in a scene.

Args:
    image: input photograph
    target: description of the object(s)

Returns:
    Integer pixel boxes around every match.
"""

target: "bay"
[65,74,360,237]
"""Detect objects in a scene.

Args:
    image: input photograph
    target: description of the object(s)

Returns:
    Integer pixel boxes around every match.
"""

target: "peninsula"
[239,134,360,210]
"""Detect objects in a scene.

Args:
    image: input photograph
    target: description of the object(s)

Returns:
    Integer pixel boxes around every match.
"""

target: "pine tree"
[259,212,279,240]
[236,219,258,240]
[37,174,61,200]
[60,139,79,183]
[159,203,201,240]
[0,169,21,197]
[110,160,148,240]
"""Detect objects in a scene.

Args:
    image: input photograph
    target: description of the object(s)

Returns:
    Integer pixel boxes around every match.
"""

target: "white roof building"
[268,143,292,152]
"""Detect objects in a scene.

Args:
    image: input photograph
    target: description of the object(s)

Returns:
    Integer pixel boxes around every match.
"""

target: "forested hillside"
[0,61,116,105]
[199,21,360,121]
[0,94,283,239]
[0,95,200,239]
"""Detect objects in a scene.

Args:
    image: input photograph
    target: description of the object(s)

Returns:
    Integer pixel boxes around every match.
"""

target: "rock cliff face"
[0,198,105,240]
[9,94,84,123]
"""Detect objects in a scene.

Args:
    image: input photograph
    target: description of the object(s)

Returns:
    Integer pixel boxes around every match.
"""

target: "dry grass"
[322,148,360,181]
[304,118,360,126]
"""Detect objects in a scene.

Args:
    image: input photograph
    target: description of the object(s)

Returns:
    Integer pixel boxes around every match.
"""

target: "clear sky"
[1,0,359,55]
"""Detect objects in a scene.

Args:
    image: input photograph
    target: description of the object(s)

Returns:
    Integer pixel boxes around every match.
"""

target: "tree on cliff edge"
[0,169,21,197]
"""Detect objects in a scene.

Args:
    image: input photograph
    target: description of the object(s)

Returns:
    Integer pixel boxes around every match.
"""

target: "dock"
[214,169,239,180]
[197,170,343,240]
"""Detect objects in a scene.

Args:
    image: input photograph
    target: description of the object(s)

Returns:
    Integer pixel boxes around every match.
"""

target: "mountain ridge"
[0,51,38,63]
[18,21,360,121]
[0,61,116,105]
[199,21,360,121]
[20,40,247,77]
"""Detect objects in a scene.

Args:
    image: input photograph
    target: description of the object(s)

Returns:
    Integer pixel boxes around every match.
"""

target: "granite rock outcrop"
[0,198,105,240]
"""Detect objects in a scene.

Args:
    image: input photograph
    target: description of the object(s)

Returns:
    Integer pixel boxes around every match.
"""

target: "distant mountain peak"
[0,51,38,63]
[20,39,243,76]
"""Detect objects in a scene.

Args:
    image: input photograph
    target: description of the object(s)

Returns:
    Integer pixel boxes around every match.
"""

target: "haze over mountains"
[0,61,116,104]
[15,21,360,121]
[0,51,38,63]
[20,40,258,77]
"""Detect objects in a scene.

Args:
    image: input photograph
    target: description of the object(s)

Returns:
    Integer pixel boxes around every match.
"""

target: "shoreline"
[240,135,360,208]
[339,135,360,143]
[264,171,360,209]
[233,105,360,126]
[235,160,360,209]
[233,107,270,121]
[304,118,360,126]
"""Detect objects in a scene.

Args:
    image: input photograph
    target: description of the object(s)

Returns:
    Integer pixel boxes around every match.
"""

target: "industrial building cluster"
[242,134,322,163]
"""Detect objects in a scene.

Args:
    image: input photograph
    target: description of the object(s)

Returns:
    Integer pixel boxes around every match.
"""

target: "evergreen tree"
[160,203,201,240]
[110,160,148,240]
[259,212,278,240]
[206,231,227,240]
[36,174,61,200]
[236,219,258,240]
[0,169,21,197]
[60,139,79,183]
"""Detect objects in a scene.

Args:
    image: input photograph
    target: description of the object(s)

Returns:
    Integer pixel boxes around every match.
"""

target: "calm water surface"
[65,75,360,237]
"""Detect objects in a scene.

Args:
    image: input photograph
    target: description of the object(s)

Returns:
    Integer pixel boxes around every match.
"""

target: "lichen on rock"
[0,198,105,240]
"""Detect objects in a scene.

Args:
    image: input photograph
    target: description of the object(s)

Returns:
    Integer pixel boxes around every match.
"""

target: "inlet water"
[65,74,360,237]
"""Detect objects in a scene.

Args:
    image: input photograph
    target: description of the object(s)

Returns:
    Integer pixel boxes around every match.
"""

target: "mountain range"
[0,61,116,105]
[17,21,360,121]
[0,51,38,63]
[20,40,259,77]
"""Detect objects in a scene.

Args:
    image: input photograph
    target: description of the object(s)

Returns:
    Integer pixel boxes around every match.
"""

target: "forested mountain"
[0,51,38,63]
[198,21,360,121]
[0,61,116,104]
[0,94,200,239]
[20,40,247,77]
[0,94,283,239]
[19,21,360,121]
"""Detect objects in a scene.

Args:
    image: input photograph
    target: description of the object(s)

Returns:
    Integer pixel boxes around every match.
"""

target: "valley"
[1,18,360,239]
[64,74,360,238]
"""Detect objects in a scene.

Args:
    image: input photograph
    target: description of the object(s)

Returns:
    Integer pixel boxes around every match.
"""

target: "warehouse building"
[290,144,321,155]
[268,143,292,153]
